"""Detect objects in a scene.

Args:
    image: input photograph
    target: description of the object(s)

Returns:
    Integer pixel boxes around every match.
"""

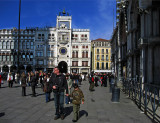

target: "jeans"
[65,95,71,104]
[45,92,50,102]
[54,92,64,116]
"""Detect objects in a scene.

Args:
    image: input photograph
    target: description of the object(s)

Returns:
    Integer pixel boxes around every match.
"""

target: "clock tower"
[56,9,72,73]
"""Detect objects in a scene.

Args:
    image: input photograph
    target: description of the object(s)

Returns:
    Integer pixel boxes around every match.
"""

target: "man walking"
[49,67,69,120]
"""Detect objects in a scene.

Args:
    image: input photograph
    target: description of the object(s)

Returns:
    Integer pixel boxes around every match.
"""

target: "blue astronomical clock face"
[59,47,67,55]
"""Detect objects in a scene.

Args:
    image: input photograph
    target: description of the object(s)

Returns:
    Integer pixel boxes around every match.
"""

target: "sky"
[0,0,117,40]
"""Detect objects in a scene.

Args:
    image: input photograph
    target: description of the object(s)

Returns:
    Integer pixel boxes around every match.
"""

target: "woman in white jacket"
[7,72,13,87]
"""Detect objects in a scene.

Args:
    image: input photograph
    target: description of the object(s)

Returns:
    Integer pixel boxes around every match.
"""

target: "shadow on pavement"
[79,110,88,119]
[0,112,5,117]
[64,106,73,118]
[36,93,45,96]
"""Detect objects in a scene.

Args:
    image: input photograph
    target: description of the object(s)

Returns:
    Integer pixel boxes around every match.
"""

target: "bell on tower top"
[59,9,69,16]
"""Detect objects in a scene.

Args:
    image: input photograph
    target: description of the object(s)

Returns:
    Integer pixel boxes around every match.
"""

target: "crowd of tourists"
[0,69,114,122]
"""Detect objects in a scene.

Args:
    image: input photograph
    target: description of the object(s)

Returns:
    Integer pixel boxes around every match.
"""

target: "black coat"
[21,76,27,87]
[30,76,36,87]
[49,73,68,94]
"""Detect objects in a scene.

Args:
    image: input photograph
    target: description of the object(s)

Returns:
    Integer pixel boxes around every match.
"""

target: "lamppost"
[17,0,21,83]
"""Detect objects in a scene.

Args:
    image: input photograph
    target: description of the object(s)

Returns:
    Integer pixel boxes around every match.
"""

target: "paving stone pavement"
[0,80,153,123]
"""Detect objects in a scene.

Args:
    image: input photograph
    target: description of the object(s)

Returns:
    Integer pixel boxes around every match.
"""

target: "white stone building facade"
[0,10,91,74]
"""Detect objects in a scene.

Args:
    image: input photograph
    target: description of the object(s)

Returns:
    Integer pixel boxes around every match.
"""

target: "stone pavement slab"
[0,80,152,123]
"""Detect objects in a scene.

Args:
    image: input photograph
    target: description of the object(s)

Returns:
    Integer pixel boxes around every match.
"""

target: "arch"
[10,65,17,72]
[58,61,68,73]
[2,65,9,72]
[26,65,32,72]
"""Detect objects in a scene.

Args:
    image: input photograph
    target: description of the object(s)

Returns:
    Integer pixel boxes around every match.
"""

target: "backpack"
[92,77,94,82]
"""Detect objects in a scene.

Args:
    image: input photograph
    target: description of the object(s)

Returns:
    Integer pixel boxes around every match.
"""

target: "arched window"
[7,41,10,49]
[3,41,6,49]
[76,51,78,58]
[86,51,88,58]
[11,41,14,49]
[22,41,26,49]
[0,41,2,49]
[82,51,84,58]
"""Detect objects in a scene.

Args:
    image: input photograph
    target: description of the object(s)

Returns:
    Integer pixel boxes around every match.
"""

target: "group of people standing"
[5,68,85,122]
[89,73,115,91]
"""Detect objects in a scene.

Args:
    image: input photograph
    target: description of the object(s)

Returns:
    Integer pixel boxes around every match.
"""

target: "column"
[148,46,153,83]
[24,65,27,74]
[141,46,146,89]
[8,65,11,73]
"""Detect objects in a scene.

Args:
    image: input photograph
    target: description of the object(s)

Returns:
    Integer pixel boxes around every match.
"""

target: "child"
[70,83,84,122]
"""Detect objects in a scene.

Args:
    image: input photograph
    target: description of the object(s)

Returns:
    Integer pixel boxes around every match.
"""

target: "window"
[82,51,88,58]
[106,55,108,61]
[102,62,104,69]
[75,34,78,37]
[7,56,10,61]
[76,45,78,48]
[72,51,74,58]
[0,42,2,49]
[26,41,30,49]
[11,41,14,49]
[7,41,10,49]
[82,45,85,48]
[97,62,99,69]
[72,46,75,48]
[3,42,6,49]
[3,56,6,61]
[102,55,104,61]
[11,55,13,61]
[36,51,43,57]
[31,42,33,49]
[0,56,2,61]
[30,54,33,61]
[27,54,30,61]
[86,45,88,48]
[38,60,43,65]
[76,51,78,58]
[82,61,88,66]
[47,51,51,57]
[97,55,99,60]
[102,49,104,54]
[72,61,78,66]
[85,34,87,37]
[106,63,108,69]
[22,42,26,49]
[22,54,25,61]
[97,49,99,54]
[106,49,108,54]
[72,51,78,58]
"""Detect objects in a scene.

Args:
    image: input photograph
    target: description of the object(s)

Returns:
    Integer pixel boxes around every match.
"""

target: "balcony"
[59,40,69,44]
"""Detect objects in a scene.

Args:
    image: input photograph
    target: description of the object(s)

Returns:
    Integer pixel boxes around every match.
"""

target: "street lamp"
[17,0,21,82]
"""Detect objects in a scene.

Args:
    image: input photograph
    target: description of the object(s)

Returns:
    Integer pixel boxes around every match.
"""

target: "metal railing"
[122,79,160,123]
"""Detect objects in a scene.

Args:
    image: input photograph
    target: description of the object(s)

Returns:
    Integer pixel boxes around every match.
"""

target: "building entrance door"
[58,61,68,73]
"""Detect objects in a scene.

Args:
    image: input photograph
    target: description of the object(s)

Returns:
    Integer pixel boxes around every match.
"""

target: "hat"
[73,83,78,88]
